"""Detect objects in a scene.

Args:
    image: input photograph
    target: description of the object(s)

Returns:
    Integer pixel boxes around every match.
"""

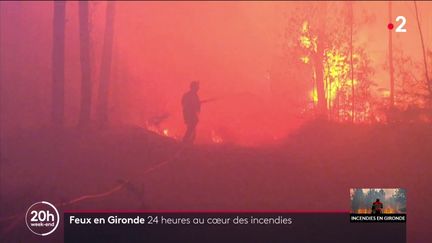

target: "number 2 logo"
[395,16,407,32]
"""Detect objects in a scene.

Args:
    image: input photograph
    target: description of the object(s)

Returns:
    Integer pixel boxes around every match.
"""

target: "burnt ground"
[0,121,431,242]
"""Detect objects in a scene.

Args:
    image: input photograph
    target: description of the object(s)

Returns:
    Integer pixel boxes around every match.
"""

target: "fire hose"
[0,146,186,235]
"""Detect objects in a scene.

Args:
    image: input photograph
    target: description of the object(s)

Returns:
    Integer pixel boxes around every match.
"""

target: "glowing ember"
[211,130,223,144]
[145,122,160,134]
[163,128,169,136]
[145,121,177,139]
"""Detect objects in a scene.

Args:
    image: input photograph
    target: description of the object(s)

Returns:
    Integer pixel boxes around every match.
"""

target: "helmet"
[190,81,200,91]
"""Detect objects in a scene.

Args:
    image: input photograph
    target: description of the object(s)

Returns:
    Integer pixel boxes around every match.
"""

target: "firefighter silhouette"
[182,81,201,144]
[371,199,383,214]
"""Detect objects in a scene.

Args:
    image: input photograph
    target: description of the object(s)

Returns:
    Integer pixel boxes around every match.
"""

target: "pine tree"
[52,1,66,126]
[78,1,92,127]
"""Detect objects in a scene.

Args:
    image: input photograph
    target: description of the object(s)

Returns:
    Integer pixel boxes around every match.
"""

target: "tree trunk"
[388,1,395,107]
[97,2,116,127]
[414,1,432,99]
[52,1,66,126]
[313,3,328,118]
[0,1,3,213]
[78,1,92,126]
[350,1,355,123]
[315,30,327,117]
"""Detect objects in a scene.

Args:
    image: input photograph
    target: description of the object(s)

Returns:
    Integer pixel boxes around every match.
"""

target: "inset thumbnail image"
[350,188,406,214]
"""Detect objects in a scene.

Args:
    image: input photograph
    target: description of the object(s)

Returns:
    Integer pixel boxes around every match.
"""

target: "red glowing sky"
[1,1,431,145]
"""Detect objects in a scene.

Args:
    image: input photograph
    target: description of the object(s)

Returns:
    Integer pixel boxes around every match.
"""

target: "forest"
[0,1,431,242]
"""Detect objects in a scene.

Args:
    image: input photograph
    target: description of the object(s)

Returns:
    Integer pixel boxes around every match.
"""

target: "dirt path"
[1,124,431,242]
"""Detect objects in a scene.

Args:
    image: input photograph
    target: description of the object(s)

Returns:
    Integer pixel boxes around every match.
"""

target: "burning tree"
[52,1,66,126]
[281,2,375,122]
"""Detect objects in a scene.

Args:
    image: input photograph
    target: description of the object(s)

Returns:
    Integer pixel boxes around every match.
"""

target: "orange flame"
[163,128,169,137]
[211,130,223,144]
[356,208,397,214]
[145,121,177,139]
